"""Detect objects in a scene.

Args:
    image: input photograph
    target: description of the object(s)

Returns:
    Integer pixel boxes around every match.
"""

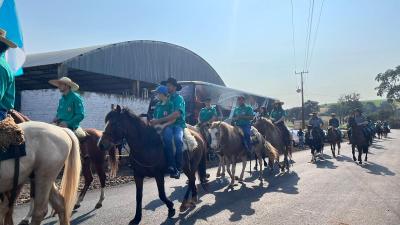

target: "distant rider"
[270,101,292,147]
[308,112,325,138]
[198,97,217,145]
[328,113,342,141]
[232,96,254,154]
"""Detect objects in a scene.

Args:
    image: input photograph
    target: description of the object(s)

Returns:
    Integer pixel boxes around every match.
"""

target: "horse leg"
[357,146,362,165]
[258,155,264,182]
[352,145,357,161]
[364,146,368,162]
[254,153,259,171]
[216,155,224,177]
[30,178,53,225]
[155,175,175,218]
[75,159,93,210]
[129,176,144,225]
[19,200,34,225]
[338,142,341,155]
[180,174,192,212]
[48,184,67,225]
[94,161,106,209]
[230,159,237,186]
[239,155,247,183]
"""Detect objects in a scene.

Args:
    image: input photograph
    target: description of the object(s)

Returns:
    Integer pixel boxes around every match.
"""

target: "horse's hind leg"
[364,146,368,162]
[48,184,67,225]
[338,142,341,155]
[130,176,144,225]
[180,172,192,212]
[75,159,93,210]
[30,178,53,225]
[258,156,264,182]
[94,161,106,209]
[239,155,247,182]
[155,176,175,218]
[357,146,362,164]
[254,153,259,171]
[352,145,357,161]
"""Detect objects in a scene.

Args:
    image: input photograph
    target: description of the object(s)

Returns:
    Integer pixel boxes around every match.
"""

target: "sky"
[15,0,400,107]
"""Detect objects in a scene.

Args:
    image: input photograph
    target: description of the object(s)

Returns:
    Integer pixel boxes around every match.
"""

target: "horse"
[208,121,248,187]
[7,110,118,225]
[305,127,325,163]
[0,121,81,225]
[253,118,292,172]
[327,127,341,157]
[350,123,369,164]
[98,105,208,224]
[250,127,280,183]
[383,125,390,138]
[375,123,383,139]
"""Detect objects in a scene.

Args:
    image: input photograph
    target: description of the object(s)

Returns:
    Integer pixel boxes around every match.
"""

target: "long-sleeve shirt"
[0,54,15,111]
[329,118,340,128]
[56,91,85,130]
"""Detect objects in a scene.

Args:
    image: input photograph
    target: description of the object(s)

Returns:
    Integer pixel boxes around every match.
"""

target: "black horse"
[98,105,208,225]
[349,118,369,164]
[306,127,325,163]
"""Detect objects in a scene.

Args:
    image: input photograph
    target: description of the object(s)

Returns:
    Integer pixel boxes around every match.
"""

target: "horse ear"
[116,105,122,113]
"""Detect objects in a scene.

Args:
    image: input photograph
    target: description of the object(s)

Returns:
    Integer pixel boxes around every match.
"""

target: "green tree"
[375,65,400,102]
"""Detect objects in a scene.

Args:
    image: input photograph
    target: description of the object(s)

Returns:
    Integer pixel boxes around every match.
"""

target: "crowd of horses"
[0,107,391,225]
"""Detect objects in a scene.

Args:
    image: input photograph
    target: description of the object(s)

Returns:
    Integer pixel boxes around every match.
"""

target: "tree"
[375,65,400,102]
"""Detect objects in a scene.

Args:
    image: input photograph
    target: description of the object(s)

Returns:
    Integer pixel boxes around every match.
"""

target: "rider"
[308,112,325,138]
[270,101,292,146]
[0,28,24,149]
[353,108,370,138]
[328,113,342,141]
[0,28,17,122]
[152,77,186,179]
[232,96,254,154]
[198,97,217,145]
[49,77,87,156]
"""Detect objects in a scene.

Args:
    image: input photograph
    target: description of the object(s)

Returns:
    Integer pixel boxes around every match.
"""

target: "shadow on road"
[363,162,395,176]
[44,209,97,225]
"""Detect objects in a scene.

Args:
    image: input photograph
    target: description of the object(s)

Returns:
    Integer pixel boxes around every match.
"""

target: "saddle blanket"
[0,143,26,162]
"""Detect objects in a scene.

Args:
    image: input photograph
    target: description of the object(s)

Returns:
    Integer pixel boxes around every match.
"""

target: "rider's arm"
[64,97,85,128]
[0,67,7,101]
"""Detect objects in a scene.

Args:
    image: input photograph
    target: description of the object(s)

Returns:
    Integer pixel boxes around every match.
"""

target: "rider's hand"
[149,119,158,126]
[59,122,68,128]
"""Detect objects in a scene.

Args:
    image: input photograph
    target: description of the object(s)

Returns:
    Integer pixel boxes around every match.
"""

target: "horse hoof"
[95,203,103,209]
[254,166,258,171]
[74,204,81,210]
[353,157,357,161]
[191,195,199,204]
[216,173,221,177]
[179,202,190,212]
[168,208,176,218]
[18,220,30,225]
[129,217,142,225]
[359,161,362,165]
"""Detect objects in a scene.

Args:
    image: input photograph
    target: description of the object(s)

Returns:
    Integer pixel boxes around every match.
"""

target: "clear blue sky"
[16,0,400,107]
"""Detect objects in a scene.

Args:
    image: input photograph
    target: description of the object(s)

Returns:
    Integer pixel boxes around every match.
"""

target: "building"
[17,40,224,129]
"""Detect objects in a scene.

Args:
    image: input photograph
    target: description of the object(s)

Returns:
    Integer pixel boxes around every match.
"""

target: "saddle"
[154,124,198,152]
[0,116,25,154]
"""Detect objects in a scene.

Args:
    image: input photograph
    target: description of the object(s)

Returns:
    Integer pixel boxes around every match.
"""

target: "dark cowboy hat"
[203,97,212,102]
[237,95,245,100]
[353,108,362,113]
[161,77,182,91]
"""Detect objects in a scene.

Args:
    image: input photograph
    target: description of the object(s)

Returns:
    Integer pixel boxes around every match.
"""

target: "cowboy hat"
[49,77,79,91]
[0,28,17,48]
[161,77,182,91]
[331,113,336,116]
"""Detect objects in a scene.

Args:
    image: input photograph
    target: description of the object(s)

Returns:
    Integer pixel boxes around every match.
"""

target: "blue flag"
[0,0,25,76]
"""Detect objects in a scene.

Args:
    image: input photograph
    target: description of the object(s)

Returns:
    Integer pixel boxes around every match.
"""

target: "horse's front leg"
[357,146,362,164]
[239,155,247,183]
[129,176,144,225]
[155,176,175,218]
[352,145,357,161]
[94,161,107,209]
[258,155,264,183]
[75,159,93,210]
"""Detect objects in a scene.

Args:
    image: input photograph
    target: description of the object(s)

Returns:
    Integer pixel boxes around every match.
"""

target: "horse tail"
[61,129,82,223]
[264,140,279,162]
[108,145,119,178]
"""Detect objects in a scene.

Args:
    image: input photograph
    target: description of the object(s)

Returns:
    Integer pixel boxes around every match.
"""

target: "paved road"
[14,130,400,225]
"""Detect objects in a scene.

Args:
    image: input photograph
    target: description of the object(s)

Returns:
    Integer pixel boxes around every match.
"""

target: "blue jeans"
[162,125,184,171]
[239,124,252,151]
[0,110,7,121]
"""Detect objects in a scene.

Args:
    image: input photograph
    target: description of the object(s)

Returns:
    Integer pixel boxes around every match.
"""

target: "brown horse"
[208,121,248,187]
[7,110,118,225]
[98,106,208,225]
[327,127,341,157]
[253,118,292,172]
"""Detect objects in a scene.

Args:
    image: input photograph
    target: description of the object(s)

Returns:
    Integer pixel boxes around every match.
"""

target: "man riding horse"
[328,113,342,141]
[269,100,292,147]
[197,97,217,146]
[308,112,324,137]
[150,77,186,179]
[232,96,254,154]
[49,76,88,157]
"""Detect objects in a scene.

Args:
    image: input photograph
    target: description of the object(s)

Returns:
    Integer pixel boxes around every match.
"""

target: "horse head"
[208,121,223,150]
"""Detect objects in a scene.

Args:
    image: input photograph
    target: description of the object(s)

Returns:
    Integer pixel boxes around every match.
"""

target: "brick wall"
[21,89,150,130]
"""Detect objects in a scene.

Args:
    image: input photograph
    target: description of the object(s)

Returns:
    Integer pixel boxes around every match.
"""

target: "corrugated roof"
[23,45,106,67]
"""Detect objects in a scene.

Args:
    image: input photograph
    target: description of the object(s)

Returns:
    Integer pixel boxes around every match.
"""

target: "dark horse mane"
[106,107,162,148]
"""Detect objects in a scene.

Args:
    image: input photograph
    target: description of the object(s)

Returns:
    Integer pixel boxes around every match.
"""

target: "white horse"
[0,121,81,225]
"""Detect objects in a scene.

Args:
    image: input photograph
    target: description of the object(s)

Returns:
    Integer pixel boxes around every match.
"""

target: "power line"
[304,0,315,70]
[290,0,297,72]
[307,0,326,70]
[303,0,313,70]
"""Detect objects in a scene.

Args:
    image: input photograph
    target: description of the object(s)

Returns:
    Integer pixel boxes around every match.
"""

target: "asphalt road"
[13,130,400,225]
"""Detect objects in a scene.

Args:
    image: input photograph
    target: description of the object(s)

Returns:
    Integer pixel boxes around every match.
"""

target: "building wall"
[21,89,150,130]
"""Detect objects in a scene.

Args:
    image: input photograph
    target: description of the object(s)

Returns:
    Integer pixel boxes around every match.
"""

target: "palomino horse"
[250,127,280,182]
[7,111,118,225]
[349,124,369,164]
[98,106,208,225]
[327,127,341,157]
[0,122,81,225]
[208,121,248,187]
[253,118,292,172]
[306,128,325,163]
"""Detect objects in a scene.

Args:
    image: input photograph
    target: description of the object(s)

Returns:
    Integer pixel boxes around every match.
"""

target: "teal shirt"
[56,91,85,130]
[199,106,217,123]
[169,92,186,128]
[0,54,15,111]
[270,108,286,122]
[233,104,254,126]
[153,101,174,119]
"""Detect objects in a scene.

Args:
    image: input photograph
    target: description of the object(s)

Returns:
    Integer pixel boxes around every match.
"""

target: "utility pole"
[295,71,308,129]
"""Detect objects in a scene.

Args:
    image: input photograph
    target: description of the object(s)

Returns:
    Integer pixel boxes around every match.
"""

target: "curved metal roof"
[24,40,225,86]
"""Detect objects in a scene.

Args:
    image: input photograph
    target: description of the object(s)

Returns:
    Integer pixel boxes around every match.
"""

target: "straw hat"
[0,28,17,48]
[49,77,79,91]
[331,113,336,116]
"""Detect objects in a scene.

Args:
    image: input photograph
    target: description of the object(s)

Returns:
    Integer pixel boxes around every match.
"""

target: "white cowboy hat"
[49,77,79,91]
[0,28,17,48]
